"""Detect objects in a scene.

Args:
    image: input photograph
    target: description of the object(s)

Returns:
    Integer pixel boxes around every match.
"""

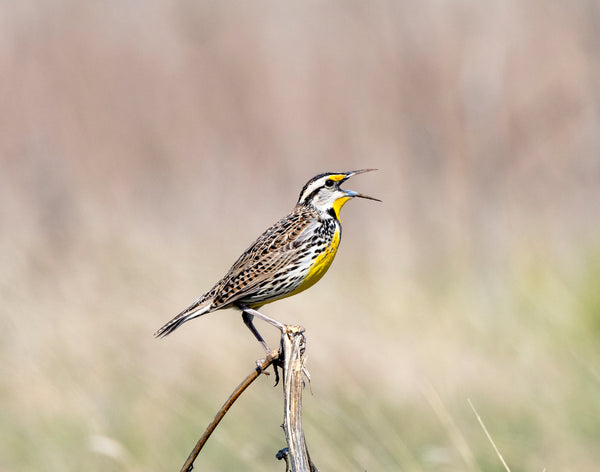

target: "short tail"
[154,299,212,338]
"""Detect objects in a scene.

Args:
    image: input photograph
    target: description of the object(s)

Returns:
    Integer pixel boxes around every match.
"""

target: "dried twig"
[179,350,280,472]
[177,323,318,472]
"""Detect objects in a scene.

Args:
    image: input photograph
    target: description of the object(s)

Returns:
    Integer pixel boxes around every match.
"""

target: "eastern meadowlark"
[155,169,380,350]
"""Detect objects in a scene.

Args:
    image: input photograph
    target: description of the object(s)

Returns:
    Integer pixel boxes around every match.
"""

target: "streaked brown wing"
[209,210,319,309]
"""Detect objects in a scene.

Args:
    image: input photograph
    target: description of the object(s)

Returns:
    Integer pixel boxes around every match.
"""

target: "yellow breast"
[253,227,341,308]
[292,228,341,295]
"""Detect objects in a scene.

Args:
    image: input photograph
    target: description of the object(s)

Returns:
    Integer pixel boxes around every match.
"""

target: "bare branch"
[179,350,280,472]
[176,324,318,472]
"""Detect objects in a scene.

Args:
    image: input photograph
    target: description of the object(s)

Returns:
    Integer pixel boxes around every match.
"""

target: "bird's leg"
[242,310,271,354]
[241,306,286,331]
[241,307,286,384]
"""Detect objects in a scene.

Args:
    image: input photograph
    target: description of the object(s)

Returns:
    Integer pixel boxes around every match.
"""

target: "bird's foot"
[255,350,283,386]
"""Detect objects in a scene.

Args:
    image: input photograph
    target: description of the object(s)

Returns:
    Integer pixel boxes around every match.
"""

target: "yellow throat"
[332,196,352,221]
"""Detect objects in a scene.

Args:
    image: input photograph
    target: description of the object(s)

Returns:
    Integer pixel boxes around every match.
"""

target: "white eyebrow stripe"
[298,178,325,204]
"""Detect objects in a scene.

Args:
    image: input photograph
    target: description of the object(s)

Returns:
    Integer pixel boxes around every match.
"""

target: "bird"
[155,169,380,351]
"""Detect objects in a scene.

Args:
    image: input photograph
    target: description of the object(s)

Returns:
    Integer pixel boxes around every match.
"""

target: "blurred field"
[1,1,600,471]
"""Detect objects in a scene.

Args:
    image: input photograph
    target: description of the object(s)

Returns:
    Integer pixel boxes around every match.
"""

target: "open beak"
[341,169,382,202]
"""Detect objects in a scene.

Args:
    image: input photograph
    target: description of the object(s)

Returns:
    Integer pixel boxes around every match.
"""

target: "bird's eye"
[325,179,334,188]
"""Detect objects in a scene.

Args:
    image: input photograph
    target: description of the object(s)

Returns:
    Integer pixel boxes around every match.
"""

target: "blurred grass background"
[1,0,600,470]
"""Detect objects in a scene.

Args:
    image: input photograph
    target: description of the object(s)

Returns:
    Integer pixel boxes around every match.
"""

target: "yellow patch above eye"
[327,174,346,182]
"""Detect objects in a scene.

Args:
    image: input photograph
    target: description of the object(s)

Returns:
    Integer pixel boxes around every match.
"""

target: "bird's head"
[296,169,381,219]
